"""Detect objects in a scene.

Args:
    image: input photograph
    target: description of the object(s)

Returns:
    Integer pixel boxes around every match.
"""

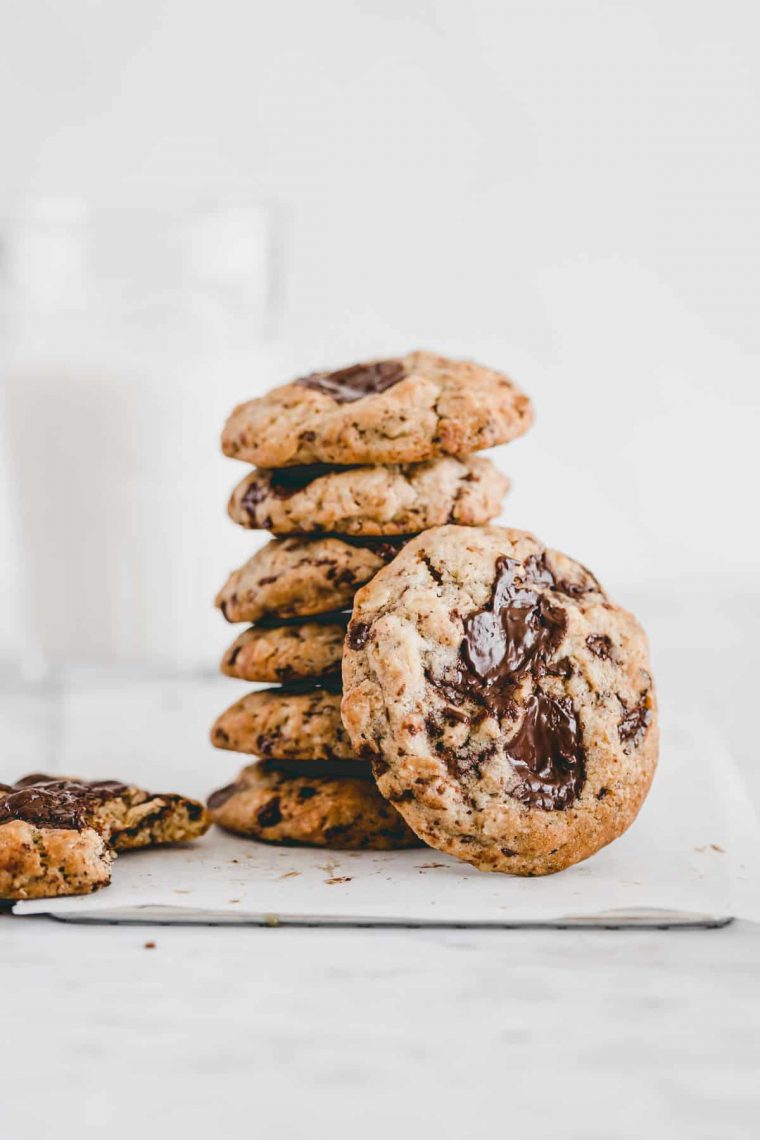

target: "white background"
[0,0,758,669]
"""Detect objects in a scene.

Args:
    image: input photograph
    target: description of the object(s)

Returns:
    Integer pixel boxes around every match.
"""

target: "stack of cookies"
[208,351,533,849]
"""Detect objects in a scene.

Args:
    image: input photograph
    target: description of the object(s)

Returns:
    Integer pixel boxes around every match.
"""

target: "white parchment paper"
[14,714,760,926]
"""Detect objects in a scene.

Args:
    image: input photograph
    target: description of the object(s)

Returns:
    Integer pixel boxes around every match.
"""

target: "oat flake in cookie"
[341,525,658,876]
[221,350,533,468]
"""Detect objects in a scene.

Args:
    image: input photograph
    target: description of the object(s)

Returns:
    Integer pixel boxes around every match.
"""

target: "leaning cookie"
[221,350,532,467]
[341,525,658,877]
[216,536,407,624]
[228,456,509,536]
[208,761,422,850]
[0,775,211,899]
[221,619,348,683]
[210,679,357,763]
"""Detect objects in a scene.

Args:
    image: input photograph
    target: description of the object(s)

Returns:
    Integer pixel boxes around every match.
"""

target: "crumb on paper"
[325,876,352,885]
[263,914,280,927]
[694,844,726,854]
[279,870,300,880]
[173,888,192,895]
[417,862,447,870]
[229,898,241,904]
[144,941,156,950]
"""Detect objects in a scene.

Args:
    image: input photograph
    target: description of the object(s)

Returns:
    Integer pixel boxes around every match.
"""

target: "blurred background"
[0,0,758,794]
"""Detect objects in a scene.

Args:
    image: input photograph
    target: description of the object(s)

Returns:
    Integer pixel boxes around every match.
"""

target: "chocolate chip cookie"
[210,679,357,763]
[0,775,211,899]
[221,350,533,467]
[227,456,509,536]
[341,525,658,876]
[221,618,348,683]
[216,536,407,624]
[208,760,422,849]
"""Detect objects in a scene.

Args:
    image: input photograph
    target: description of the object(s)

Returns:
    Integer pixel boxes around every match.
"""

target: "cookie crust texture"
[221,350,533,468]
[341,525,658,876]
[227,456,509,536]
[208,762,421,850]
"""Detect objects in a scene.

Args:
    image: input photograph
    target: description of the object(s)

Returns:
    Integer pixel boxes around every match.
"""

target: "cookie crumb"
[144,941,156,949]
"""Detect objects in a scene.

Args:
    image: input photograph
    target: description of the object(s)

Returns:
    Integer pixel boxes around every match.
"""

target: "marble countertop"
[2,581,760,1137]
[2,915,759,1138]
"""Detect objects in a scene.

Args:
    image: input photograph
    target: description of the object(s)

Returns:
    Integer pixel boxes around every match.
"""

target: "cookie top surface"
[216,535,408,623]
[208,761,422,849]
[221,350,533,467]
[341,526,658,876]
[227,456,509,536]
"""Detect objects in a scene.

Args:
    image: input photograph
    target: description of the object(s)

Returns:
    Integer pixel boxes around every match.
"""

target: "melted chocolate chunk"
[426,553,590,810]
[298,360,406,403]
[0,776,128,831]
[459,556,567,715]
[506,694,585,810]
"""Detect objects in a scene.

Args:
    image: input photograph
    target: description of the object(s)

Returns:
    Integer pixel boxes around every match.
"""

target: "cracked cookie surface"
[210,680,357,763]
[0,775,211,899]
[227,456,509,536]
[208,761,422,849]
[221,619,348,683]
[221,351,532,468]
[341,525,658,876]
[216,536,407,624]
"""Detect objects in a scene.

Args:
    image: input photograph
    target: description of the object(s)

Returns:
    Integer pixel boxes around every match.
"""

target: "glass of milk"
[0,198,283,684]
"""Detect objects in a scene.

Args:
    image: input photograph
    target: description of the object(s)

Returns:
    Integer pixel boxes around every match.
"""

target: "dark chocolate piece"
[0,776,128,831]
[618,697,652,750]
[346,621,370,651]
[505,693,585,810]
[459,556,567,714]
[257,797,283,828]
[298,360,406,403]
[435,554,589,810]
